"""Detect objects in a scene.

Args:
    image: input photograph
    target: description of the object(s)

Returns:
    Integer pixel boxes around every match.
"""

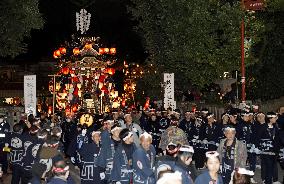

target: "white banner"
[163,73,176,110]
[24,75,37,116]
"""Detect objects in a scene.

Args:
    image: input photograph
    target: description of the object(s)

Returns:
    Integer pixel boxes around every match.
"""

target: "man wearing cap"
[121,114,143,148]
[132,132,156,184]
[217,125,247,184]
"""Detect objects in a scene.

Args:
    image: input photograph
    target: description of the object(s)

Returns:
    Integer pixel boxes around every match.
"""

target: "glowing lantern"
[110,48,116,54]
[59,47,67,54]
[61,67,70,75]
[48,106,53,115]
[77,83,82,89]
[85,43,92,49]
[121,99,126,107]
[72,105,78,112]
[144,97,150,109]
[98,82,104,89]
[104,48,109,53]
[73,47,80,55]
[53,50,61,58]
[99,48,104,54]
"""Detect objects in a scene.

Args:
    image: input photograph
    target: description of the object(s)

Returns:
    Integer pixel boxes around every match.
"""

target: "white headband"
[111,126,121,133]
[207,114,214,119]
[206,151,219,158]
[122,132,133,141]
[140,132,152,140]
[156,164,172,175]
[201,111,209,114]
[252,105,259,109]
[105,120,114,124]
[179,145,194,153]
[224,127,236,132]
[237,168,254,176]
[156,171,182,184]
[267,115,277,118]
[124,114,131,119]
[91,131,101,136]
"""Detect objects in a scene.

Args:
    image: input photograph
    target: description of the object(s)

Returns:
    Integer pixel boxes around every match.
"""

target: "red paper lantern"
[99,48,104,54]
[59,47,67,54]
[85,43,92,49]
[104,48,109,53]
[98,75,106,83]
[110,48,116,55]
[61,67,70,75]
[73,48,80,55]
[48,106,53,115]
[101,86,109,94]
[121,99,126,107]
[72,105,78,112]
[73,87,79,96]
[53,50,61,58]
[105,68,115,75]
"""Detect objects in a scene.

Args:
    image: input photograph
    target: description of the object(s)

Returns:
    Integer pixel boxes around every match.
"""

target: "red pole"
[241,18,245,102]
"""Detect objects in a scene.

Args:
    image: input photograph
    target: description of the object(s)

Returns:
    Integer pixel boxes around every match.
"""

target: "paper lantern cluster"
[49,36,120,114]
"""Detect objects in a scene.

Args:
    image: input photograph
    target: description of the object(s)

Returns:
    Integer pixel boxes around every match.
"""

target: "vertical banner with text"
[24,75,37,116]
[163,73,176,110]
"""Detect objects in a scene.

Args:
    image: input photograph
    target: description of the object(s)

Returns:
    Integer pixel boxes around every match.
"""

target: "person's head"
[267,112,278,124]
[91,131,101,144]
[184,111,191,120]
[112,111,119,120]
[157,170,182,184]
[124,114,132,124]
[111,124,122,139]
[29,125,40,136]
[224,126,236,141]
[140,132,152,151]
[256,112,265,123]
[170,115,179,126]
[241,112,250,122]
[120,128,134,144]
[205,151,220,173]
[103,117,115,131]
[166,142,179,156]
[177,145,194,165]
[46,135,60,148]
[206,113,215,124]
[37,129,49,140]
[150,114,157,121]
[52,160,69,179]
[229,114,238,124]
[51,126,62,138]
[156,164,174,180]
[222,113,229,124]
[13,123,23,134]
[233,168,254,184]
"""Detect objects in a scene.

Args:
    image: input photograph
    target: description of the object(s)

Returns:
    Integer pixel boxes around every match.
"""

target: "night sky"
[13,0,146,64]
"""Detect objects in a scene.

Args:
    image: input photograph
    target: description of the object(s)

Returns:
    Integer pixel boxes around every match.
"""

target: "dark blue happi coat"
[132,145,156,184]
[110,143,136,184]
[7,132,24,166]
[195,170,223,184]
[97,130,120,180]
[78,142,104,184]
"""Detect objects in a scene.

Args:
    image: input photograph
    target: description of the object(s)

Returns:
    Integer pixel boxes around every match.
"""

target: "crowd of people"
[0,105,283,184]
